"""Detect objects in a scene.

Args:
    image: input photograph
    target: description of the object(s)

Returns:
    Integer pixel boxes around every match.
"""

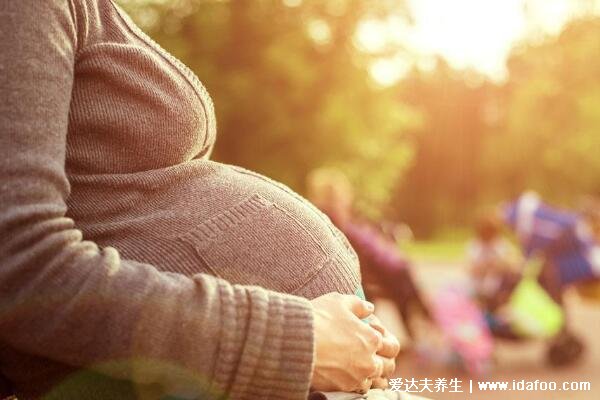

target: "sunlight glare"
[405,0,526,80]
[359,0,600,86]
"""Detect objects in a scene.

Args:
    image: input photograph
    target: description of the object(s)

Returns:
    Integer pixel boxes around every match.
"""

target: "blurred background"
[118,0,600,398]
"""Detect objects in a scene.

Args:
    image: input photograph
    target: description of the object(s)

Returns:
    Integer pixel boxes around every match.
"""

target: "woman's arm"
[0,1,314,398]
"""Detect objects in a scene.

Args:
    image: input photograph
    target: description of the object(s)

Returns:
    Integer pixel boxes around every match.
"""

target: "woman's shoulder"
[13,0,114,51]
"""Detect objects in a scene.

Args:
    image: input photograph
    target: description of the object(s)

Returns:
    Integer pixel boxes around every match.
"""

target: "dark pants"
[363,265,430,338]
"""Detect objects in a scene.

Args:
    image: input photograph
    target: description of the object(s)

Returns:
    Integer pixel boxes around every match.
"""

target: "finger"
[378,355,396,378]
[369,315,385,334]
[372,377,388,389]
[378,332,401,359]
[360,325,383,353]
[356,377,373,394]
[369,317,400,358]
[347,296,375,319]
[368,355,384,379]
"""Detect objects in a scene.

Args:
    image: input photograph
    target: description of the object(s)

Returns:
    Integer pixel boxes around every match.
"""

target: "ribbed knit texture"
[0,0,361,399]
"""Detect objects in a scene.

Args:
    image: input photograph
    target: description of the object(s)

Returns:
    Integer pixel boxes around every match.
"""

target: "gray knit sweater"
[0,0,360,399]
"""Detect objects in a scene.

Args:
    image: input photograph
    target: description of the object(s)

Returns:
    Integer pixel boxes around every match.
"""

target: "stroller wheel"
[546,332,585,367]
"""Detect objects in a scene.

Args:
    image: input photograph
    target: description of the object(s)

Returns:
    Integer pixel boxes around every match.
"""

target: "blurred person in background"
[0,1,402,399]
[307,168,430,340]
[467,212,521,311]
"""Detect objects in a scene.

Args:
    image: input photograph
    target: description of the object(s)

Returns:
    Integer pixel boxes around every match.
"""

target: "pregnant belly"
[68,160,361,298]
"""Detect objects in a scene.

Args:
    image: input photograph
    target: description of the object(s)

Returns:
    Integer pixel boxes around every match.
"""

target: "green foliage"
[485,18,600,204]
[392,18,600,237]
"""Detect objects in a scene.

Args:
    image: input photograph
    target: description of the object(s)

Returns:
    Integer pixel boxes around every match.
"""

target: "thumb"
[347,296,375,319]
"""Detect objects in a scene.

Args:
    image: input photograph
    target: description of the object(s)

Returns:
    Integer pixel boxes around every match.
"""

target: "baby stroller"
[419,193,596,373]
[423,255,580,374]
[479,255,583,366]
[425,285,495,375]
[497,192,598,365]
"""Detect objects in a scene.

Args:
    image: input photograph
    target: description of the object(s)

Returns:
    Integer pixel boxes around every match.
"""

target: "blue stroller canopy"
[503,193,600,285]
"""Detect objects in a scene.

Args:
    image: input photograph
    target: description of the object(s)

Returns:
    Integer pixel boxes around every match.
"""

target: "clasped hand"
[310,293,401,393]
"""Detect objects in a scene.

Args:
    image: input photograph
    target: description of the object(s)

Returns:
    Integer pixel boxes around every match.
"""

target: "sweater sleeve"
[0,1,314,398]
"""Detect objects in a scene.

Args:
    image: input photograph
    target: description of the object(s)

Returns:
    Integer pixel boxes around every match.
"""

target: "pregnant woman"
[0,1,399,399]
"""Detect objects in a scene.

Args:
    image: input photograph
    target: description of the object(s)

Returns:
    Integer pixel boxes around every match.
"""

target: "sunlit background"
[358,0,600,84]
[119,1,600,398]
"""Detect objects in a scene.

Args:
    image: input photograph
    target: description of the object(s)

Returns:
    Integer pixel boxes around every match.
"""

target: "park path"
[374,260,600,400]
